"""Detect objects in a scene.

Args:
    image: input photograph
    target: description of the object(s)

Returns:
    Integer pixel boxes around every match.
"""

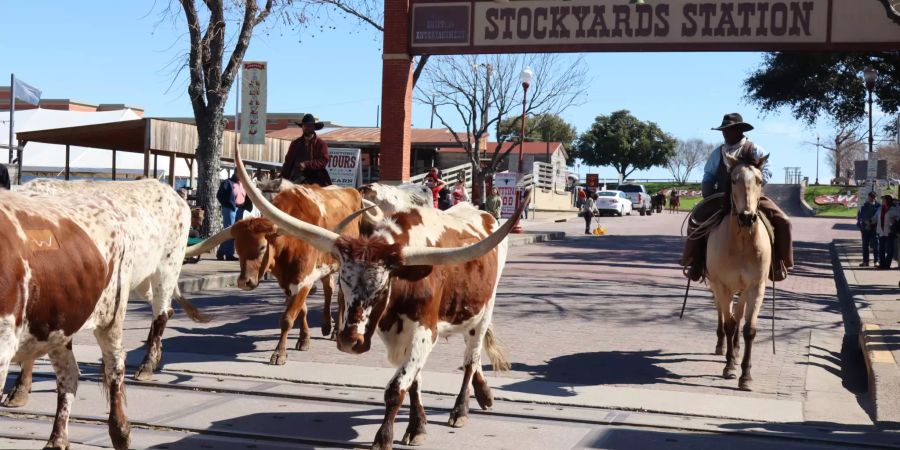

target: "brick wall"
[378,0,413,184]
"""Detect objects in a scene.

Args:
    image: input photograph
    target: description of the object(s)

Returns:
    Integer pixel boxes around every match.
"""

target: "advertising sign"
[410,0,900,55]
[585,173,599,189]
[326,148,363,188]
[240,61,267,145]
[494,173,518,218]
[815,194,858,208]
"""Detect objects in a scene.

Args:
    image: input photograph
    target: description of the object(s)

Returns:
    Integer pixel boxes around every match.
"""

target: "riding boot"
[758,197,793,282]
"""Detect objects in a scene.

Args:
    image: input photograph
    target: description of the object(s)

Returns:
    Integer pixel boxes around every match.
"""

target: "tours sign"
[326,148,364,188]
[410,0,900,54]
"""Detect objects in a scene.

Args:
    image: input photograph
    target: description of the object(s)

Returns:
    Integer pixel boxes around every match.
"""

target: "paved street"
[3,212,894,449]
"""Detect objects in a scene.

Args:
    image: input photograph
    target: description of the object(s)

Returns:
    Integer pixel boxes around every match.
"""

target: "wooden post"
[64,144,70,180]
[153,153,158,178]
[168,154,176,187]
[143,149,150,178]
[187,158,194,189]
[112,149,117,180]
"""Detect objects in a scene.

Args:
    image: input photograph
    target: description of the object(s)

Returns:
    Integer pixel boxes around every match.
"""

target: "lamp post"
[513,67,533,234]
[815,135,820,185]
[864,66,877,195]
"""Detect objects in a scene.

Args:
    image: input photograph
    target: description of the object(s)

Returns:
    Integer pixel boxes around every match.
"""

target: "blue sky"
[1,0,884,182]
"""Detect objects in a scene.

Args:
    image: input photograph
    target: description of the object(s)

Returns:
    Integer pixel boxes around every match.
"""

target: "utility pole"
[815,135,820,185]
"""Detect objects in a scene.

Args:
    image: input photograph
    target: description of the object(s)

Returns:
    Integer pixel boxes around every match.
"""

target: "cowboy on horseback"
[680,113,794,282]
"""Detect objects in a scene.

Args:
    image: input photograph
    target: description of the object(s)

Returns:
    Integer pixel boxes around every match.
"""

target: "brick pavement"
[74,211,859,404]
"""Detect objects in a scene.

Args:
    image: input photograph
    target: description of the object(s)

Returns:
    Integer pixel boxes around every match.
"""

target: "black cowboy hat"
[712,113,754,132]
[294,113,324,130]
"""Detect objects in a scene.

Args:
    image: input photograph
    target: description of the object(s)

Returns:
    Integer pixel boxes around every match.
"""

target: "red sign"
[586,173,599,188]
[815,195,858,208]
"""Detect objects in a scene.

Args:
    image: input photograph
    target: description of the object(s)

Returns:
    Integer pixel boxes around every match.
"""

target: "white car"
[595,190,633,216]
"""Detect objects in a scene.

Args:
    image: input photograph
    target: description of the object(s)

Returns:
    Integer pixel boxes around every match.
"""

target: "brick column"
[379,0,413,184]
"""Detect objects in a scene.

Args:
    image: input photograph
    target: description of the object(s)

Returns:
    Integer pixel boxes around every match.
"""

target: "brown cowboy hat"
[712,113,754,132]
[294,113,324,130]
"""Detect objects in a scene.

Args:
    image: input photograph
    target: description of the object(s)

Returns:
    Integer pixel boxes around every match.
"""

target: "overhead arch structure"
[377,0,900,183]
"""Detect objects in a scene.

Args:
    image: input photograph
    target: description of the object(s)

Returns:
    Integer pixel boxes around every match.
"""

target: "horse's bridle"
[727,162,762,222]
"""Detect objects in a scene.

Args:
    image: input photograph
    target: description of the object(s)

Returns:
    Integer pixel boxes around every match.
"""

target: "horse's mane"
[733,148,766,171]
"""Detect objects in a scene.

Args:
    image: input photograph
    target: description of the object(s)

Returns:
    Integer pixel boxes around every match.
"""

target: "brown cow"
[228,182,363,365]
[233,148,525,450]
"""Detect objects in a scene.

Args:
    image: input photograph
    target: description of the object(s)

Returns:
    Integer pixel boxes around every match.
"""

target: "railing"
[409,163,473,194]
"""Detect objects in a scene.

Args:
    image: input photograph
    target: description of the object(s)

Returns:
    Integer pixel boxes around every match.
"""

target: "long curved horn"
[234,145,339,254]
[333,204,376,233]
[402,188,532,266]
[361,199,385,223]
[184,227,234,258]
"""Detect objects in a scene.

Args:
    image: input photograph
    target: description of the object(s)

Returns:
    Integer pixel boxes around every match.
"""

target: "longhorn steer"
[234,149,525,450]
[0,179,192,450]
[200,182,364,365]
[358,183,433,216]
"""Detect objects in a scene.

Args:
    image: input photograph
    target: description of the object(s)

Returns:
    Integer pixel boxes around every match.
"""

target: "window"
[618,185,642,193]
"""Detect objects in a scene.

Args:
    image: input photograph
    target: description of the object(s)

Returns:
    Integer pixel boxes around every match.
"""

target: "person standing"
[423,168,447,209]
[216,173,247,261]
[576,186,586,208]
[452,174,469,205]
[281,114,332,186]
[857,191,880,267]
[0,163,10,190]
[581,192,599,235]
[876,194,900,269]
[486,187,502,219]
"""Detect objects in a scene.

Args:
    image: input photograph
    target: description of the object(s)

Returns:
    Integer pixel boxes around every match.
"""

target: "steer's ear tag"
[25,229,60,251]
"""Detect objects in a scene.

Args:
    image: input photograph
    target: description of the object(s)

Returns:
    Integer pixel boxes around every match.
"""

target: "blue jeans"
[216,207,244,258]
[878,235,895,268]
[861,229,877,265]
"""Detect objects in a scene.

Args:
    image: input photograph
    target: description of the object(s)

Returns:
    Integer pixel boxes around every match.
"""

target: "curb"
[508,231,566,247]
[798,184,818,216]
[832,239,900,427]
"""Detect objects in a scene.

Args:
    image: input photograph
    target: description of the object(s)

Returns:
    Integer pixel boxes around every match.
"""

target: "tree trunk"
[471,161,485,207]
[196,111,225,236]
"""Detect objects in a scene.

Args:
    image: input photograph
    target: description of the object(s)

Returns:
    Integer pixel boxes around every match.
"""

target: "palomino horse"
[705,151,771,391]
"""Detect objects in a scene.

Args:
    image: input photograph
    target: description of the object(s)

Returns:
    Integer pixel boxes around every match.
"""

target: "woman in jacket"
[876,194,900,269]
[582,192,599,235]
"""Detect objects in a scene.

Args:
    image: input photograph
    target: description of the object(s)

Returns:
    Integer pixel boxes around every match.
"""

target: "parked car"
[595,190,633,216]
[618,184,652,216]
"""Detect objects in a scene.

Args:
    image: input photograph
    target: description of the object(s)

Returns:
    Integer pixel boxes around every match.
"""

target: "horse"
[668,191,681,214]
[705,151,772,391]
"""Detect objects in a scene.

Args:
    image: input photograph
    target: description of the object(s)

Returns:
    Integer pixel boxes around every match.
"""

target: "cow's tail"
[173,286,211,323]
[483,325,510,373]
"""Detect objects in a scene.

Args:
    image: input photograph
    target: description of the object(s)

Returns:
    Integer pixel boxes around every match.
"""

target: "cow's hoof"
[473,385,494,410]
[401,430,427,446]
[447,414,468,428]
[109,422,131,450]
[714,345,724,356]
[723,367,737,380]
[295,337,311,351]
[133,365,154,381]
[42,440,69,450]
[739,377,753,391]
[270,352,287,365]
[321,322,333,337]
[1,387,30,408]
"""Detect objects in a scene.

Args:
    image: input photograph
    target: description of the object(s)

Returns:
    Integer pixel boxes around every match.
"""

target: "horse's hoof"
[723,368,738,379]
[1,387,30,408]
[270,352,287,365]
[448,414,468,428]
[295,337,311,351]
[321,322,332,337]
[401,430,427,446]
[739,377,753,391]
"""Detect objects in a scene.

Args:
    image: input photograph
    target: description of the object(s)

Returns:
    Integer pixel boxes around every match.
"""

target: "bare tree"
[819,125,865,181]
[417,54,588,204]
[667,139,711,184]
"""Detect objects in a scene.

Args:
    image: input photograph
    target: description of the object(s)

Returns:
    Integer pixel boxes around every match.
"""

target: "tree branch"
[179,0,207,116]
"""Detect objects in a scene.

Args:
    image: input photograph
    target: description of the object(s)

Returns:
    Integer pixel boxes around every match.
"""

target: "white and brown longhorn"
[235,147,527,450]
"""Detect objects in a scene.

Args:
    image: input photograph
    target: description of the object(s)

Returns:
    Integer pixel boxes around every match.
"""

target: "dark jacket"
[216,179,242,211]
[857,201,879,231]
[281,134,332,186]
[0,164,9,190]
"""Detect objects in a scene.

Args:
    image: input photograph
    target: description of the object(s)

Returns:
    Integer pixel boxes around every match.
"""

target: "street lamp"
[513,67,533,233]
[864,66,877,194]
[815,135,820,185]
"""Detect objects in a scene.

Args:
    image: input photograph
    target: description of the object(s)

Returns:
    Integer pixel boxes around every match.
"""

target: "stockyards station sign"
[410,0,900,54]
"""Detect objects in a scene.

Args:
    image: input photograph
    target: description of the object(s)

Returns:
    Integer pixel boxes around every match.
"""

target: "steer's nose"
[337,328,366,354]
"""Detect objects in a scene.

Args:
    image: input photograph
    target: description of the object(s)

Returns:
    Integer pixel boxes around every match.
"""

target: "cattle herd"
[0,148,528,450]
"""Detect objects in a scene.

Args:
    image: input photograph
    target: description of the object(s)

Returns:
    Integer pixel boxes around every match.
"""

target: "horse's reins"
[679,165,777,355]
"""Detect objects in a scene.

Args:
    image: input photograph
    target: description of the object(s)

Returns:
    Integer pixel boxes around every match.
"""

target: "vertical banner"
[495,173,518,218]
[326,148,363,188]
[240,61,267,145]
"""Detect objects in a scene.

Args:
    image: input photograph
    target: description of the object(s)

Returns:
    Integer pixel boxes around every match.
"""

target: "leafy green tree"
[575,110,676,181]
[744,52,899,129]
[498,113,578,164]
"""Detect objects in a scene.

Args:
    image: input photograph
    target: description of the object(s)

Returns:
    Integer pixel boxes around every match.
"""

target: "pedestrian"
[452,173,469,205]
[215,173,247,261]
[423,168,447,209]
[681,113,793,282]
[857,191,879,267]
[521,190,530,219]
[486,187,502,220]
[581,192,599,235]
[280,113,332,186]
[876,194,900,269]
[0,163,10,190]
[576,186,586,208]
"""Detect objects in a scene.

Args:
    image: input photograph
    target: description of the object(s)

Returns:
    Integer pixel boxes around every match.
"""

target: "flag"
[13,78,41,105]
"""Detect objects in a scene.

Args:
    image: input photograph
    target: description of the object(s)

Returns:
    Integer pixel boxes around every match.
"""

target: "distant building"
[439,141,567,174]
[0,86,144,116]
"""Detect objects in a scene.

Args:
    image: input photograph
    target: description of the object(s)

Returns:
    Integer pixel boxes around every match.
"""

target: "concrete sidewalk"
[833,239,900,426]
[177,229,566,294]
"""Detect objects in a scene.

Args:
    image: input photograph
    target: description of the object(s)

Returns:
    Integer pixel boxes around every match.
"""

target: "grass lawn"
[804,185,858,218]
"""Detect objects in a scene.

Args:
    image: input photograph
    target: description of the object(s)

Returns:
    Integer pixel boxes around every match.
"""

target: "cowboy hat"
[712,113,754,132]
[294,113,324,130]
